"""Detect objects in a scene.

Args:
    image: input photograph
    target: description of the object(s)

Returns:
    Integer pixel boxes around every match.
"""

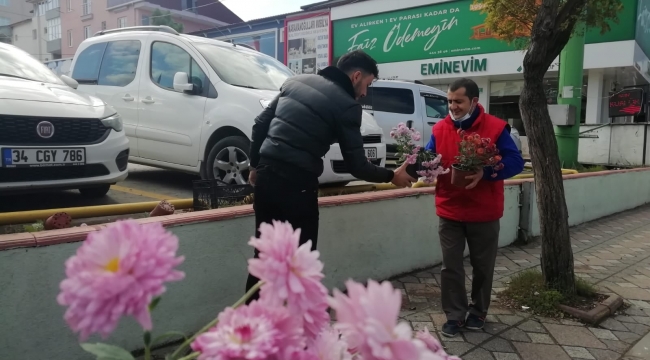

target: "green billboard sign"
[333,0,636,64]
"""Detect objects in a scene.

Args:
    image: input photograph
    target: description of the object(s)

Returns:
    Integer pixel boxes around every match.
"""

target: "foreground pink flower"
[191,300,303,360]
[416,328,461,360]
[248,221,330,341]
[329,280,451,360]
[57,220,185,340]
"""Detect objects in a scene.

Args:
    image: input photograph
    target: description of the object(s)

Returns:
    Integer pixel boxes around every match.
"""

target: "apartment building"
[61,0,241,56]
[0,0,33,45]
[9,0,59,61]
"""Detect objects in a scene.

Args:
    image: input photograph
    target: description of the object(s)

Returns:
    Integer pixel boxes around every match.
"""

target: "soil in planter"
[451,164,475,188]
[497,269,601,318]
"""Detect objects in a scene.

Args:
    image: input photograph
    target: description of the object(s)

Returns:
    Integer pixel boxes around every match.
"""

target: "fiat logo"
[36,121,55,139]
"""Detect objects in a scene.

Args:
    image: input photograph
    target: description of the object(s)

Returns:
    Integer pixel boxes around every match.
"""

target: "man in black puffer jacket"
[245,50,415,301]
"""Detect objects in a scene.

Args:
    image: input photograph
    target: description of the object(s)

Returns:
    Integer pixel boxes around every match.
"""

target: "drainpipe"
[35,3,42,61]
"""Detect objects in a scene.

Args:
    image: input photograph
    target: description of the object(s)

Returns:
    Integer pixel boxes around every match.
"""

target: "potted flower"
[451,130,504,188]
[390,123,449,184]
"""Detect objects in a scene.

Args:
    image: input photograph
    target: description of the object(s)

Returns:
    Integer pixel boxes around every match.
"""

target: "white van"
[69,26,386,186]
[359,80,521,160]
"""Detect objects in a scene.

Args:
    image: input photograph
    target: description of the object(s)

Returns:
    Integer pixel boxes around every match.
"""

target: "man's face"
[350,70,375,100]
[447,87,478,119]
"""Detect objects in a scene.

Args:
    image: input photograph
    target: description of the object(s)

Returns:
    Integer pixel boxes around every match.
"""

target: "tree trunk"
[518,0,584,297]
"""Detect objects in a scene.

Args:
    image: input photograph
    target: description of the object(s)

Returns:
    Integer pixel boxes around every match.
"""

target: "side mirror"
[60,75,78,89]
[173,72,193,93]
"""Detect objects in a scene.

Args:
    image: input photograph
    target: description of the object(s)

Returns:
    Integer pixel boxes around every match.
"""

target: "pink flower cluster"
[57,220,185,341]
[192,221,458,360]
[417,154,450,185]
[390,122,449,184]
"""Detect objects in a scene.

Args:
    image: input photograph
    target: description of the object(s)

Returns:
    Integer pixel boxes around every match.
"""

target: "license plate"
[2,148,86,168]
[365,147,377,159]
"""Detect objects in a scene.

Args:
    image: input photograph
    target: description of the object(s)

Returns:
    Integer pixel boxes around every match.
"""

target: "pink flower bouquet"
[390,123,449,184]
[58,220,460,360]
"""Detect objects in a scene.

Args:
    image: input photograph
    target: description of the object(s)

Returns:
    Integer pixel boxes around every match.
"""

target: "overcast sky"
[224,0,317,21]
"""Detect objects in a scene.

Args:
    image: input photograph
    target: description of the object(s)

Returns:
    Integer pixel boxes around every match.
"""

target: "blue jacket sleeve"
[483,128,525,181]
[425,134,436,153]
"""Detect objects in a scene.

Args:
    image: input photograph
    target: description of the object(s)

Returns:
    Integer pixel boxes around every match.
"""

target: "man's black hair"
[336,50,379,78]
[449,78,480,100]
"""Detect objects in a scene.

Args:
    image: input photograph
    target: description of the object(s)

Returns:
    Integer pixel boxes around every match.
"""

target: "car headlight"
[101,113,123,132]
[260,99,271,109]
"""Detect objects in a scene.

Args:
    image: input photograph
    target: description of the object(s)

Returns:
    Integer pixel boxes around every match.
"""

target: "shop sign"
[333,0,636,64]
[420,57,487,75]
[609,88,644,117]
[285,13,332,74]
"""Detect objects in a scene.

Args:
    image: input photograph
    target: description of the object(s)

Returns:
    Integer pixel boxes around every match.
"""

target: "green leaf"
[152,331,188,346]
[149,297,162,311]
[80,343,135,360]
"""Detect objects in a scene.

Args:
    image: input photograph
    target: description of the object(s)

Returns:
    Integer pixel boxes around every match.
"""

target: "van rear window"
[359,87,415,115]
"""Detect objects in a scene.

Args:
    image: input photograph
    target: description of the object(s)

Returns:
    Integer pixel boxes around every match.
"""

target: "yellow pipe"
[0,199,194,226]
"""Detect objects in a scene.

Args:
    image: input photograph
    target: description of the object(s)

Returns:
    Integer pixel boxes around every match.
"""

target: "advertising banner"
[285,12,331,75]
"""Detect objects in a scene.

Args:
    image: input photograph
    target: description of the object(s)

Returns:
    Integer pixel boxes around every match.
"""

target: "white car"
[69,25,386,187]
[0,43,129,197]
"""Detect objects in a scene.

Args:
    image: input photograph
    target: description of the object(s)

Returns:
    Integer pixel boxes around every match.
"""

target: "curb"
[557,294,623,325]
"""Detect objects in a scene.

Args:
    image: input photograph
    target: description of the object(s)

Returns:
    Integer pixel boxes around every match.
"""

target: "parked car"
[69,26,386,187]
[0,43,129,197]
[359,80,521,160]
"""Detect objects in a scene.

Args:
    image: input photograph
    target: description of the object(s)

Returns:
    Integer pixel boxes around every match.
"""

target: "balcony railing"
[82,1,91,15]
[107,0,135,8]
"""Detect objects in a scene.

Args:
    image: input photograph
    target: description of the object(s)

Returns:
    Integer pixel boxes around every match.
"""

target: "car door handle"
[427,121,436,125]
[142,96,155,104]
[122,95,134,102]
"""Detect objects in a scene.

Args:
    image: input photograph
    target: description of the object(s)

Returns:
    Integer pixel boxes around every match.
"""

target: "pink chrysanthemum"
[329,280,451,360]
[416,328,461,360]
[248,221,330,341]
[191,300,304,360]
[308,327,353,360]
[57,220,184,340]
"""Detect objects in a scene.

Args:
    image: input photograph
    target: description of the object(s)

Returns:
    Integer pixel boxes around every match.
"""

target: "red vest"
[433,104,507,223]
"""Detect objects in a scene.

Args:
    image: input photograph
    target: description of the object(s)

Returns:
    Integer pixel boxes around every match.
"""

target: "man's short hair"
[337,50,379,78]
[449,78,480,100]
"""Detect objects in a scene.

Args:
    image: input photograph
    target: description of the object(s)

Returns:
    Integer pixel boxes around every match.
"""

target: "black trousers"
[244,166,319,303]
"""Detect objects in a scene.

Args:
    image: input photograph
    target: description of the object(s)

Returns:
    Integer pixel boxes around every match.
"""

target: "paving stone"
[493,353,520,360]
[513,343,572,360]
[499,315,524,326]
[489,307,515,315]
[484,323,510,335]
[611,330,641,344]
[563,346,596,359]
[528,332,554,344]
[600,339,630,353]
[462,348,495,360]
[559,319,584,326]
[482,338,515,352]
[614,315,638,324]
[463,331,492,345]
[398,275,420,283]
[443,342,473,356]
[441,333,466,342]
[518,320,547,333]
[405,312,435,322]
[586,349,621,360]
[588,328,618,341]
[486,315,500,323]
[621,322,650,335]
[411,321,434,332]
[500,328,531,342]
[543,324,607,349]
[597,318,629,332]
[631,315,650,324]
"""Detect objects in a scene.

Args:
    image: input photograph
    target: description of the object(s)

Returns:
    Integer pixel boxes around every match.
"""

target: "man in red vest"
[425,78,524,337]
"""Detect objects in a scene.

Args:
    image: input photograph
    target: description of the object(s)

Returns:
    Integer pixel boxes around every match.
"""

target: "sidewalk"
[396,205,650,360]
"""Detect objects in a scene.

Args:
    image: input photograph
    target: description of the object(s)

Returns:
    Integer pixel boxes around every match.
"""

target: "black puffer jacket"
[250,66,394,185]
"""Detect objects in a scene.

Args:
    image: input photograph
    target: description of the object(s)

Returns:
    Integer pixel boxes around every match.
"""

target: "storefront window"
[489,77,587,136]
[222,31,277,59]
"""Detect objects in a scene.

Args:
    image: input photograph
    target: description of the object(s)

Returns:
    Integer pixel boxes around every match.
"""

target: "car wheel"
[206,136,251,185]
[79,184,111,198]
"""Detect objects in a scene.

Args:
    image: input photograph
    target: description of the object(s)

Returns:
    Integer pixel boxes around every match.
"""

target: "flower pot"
[406,162,422,179]
[451,164,475,188]
[150,200,175,217]
[44,212,72,230]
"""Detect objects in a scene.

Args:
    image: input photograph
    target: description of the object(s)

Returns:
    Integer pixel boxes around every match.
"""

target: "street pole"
[555,22,586,168]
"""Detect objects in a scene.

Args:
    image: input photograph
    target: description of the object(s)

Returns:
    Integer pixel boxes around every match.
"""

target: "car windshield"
[0,45,64,85]
[194,43,293,91]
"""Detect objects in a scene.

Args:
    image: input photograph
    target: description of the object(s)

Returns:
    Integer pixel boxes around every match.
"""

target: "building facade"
[60,0,241,57]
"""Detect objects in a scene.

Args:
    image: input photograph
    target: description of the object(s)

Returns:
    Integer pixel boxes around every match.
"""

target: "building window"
[0,0,9,7]
[84,25,91,39]
[67,0,72,12]
[38,0,59,15]
[182,0,197,12]
[0,16,9,26]
[101,21,106,30]
[32,29,37,40]
[47,17,61,41]
[118,17,127,28]
[82,0,91,16]
[141,15,150,26]
[72,40,141,87]
[67,29,72,47]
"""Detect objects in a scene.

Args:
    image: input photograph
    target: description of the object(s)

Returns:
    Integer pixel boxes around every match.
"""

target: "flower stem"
[144,345,151,360]
[177,352,199,360]
[168,281,264,360]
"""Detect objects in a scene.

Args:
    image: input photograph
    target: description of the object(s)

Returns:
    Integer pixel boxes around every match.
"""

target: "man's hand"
[465,167,484,190]
[248,168,257,186]
[392,162,416,188]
